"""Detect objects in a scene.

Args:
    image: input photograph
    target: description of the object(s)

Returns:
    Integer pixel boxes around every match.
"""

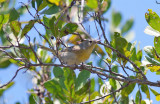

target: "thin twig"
[0,66,25,88]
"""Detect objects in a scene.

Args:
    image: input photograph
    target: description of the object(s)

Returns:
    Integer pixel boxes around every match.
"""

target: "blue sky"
[0,0,160,104]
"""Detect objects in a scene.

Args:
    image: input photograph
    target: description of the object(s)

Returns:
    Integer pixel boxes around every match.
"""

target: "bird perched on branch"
[40,39,99,65]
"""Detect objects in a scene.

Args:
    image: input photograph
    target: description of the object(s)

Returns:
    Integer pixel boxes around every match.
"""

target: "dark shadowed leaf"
[9,8,19,22]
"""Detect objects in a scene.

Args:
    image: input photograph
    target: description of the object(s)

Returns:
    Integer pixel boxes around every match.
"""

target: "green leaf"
[154,36,160,55]
[29,94,36,104]
[0,52,11,68]
[75,70,90,91]
[149,88,159,96]
[137,50,142,61]
[115,36,128,54]
[49,16,59,38]
[0,14,9,30]
[10,21,21,37]
[37,0,48,11]
[53,67,66,90]
[141,84,150,99]
[86,0,98,9]
[121,77,136,97]
[145,9,160,32]
[44,78,63,95]
[129,47,137,63]
[53,67,64,78]
[135,90,141,104]
[121,18,134,34]
[145,56,160,65]
[21,20,36,37]
[61,23,78,37]
[144,46,154,58]
[112,11,122,27]
[9,8,20,22]
[0,82,14,97]
[112,52,117,63]
[63,67,76,90]
[43,16,51,35]
[36,0,43,8]
[120,96,129,104]
[41,5,60,15]
[109,78,117,90]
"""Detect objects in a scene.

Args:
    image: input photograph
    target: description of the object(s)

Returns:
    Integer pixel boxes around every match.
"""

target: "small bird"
[40,39,98,65]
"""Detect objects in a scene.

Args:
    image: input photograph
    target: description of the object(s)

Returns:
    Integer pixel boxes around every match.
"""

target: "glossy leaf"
[154,36,160,55]
[86,0,98,9]
[41,5,60,15]
[145,56,160,65]
[144,46,154,58]
[10,21,21,37]
[121,18,134,34]
[112,11,122,27]
[9,8,19,22]
[145,9,160,32]
[75,70,90,91]
[21,20,36,37]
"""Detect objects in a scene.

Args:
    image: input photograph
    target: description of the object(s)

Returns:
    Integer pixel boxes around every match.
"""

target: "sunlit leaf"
[144,46,154,58]
[109,78,117,90]
[156,95,160,101]
[144,26,160,37]
[86,0,98,9]
[154,36,160,55]
[145,56,160,65]
[47,0,61,6]
[146,64,160,72]
[150,88,159,96]
[145,9,160,32]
